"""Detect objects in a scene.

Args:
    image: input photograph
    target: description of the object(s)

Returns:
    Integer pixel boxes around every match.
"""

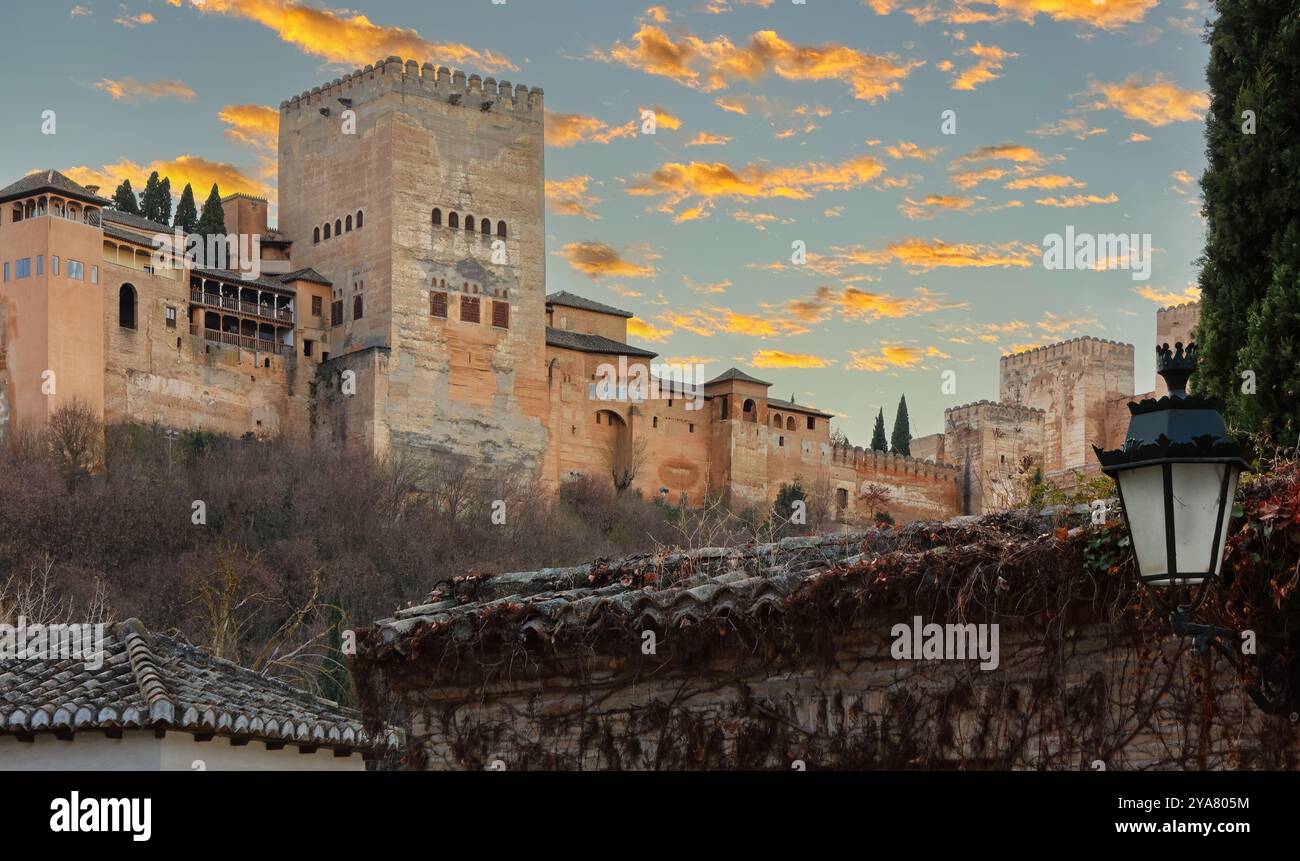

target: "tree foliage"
[890,395,911,456]
[870,408,888,452]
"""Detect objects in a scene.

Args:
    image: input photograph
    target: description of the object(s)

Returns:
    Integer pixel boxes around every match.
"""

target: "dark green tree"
[111,179,140,215]
[890,394,911,456]
[139,171,165,223]
[772,479,808,531]
[173,183,199,233]
[195,183,226,238]
[157,176,173,226]
[317,599,353,707]
[1195,0,1300,442]
[870,408,888,452]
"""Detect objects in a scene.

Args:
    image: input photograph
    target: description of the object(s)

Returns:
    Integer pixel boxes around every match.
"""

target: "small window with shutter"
[461,296,480,323]
[491,300,509,329]
[331,300,343,326]
[312,296,322,316]
[430,291,447,318]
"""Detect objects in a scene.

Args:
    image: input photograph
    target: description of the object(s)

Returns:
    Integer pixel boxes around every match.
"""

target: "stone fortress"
[0,57,1199,524]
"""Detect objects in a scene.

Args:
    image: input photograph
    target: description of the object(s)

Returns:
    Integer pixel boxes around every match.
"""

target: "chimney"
[84,185,100,195]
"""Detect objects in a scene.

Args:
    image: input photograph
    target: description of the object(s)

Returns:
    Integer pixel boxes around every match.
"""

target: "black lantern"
[1094,342,1250,592]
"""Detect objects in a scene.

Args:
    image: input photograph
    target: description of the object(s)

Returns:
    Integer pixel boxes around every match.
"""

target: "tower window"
[432,208,442,226]
[335,219,342,237]
[165,306,177,328]
[353,295,363,320]
[481,218,491,235]
[330,300,343,326]
[430,291,447,318]
[465,215,475,232]
[497,220,507,238]
[460,295,480,323]
[314,226,321,244]
[324,223,331,240]
[312,295,322,316]
[356,210,363,228]
[346,214,353,232]
[448,212,459,229]
[491,300,509,329]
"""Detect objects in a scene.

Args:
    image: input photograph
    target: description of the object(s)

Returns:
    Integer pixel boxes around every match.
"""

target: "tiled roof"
[545,327,657,358]
[279,268,332,287]
[766,396,834,419]
[102,223,155,246]
[0,170,110,206]
[0,618,402,753]
[546,291,634,319]
[706,367,772,387]
[101,208,173,235]
[193,267,296,294]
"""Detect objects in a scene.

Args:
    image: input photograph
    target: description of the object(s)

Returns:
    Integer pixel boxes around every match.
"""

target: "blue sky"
[4,0,1213,442]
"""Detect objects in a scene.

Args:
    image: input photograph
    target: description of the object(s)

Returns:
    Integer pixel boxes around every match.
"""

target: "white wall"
[0,732,367,771]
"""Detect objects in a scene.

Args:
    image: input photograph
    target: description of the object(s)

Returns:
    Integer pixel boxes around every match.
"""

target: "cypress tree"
[111,179,140,215]
[195,183,226,238]
[870,408,888,452]
[173,183,199,232]
[890,394,911,456]
[1195,0,1300,442]
[157,176,173,227]
[139,171,164,223]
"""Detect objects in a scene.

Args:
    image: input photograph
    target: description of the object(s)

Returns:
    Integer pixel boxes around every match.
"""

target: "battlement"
[1157,301,1200,314]
[999,336,1133,367]
[279,57,543,116]
[944,400,1045,424]
[831,444,962,481]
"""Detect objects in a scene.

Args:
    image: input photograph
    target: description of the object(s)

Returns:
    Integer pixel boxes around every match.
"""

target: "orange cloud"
[951,42,1015,91]
[899,194,978,220]
[628,317,673,342]
[593,24,923,102]
[218,104,279,150]
[1135,285,1201,305]
[1004,174,1085,190]
[1030,116,1108,140]
[1127,132,1152,143]
[167,0,514,71]
[883,141,943,161]
[1034,192,1119,207]
[868,0,1158,30]
[714,96,748,115]
[750,349,834,369]
[65,155,269,199]
[1037,311,1098,335]
[952,143,1049,168]
[114,11,156,27]
[882,237,1038,272]
[95,77,196,103]
[544,111,637,147]
[847,344,949,372]
[559,242,656,279]
[1084,73,1208,127]
[950,166,1006,190]
[628,153,886,215]
[660,306,810,338]
[546,176,603,220]
[687,131,731,146]
[786,286,964,323]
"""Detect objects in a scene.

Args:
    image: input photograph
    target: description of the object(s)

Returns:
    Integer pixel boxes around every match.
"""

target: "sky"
[4,0,1214,443]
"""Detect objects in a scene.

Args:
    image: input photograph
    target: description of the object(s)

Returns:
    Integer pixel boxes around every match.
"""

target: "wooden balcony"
[191,324,291,356]
[190,289,294,323]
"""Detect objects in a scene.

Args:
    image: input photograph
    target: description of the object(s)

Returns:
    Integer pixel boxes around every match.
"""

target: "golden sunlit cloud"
[705,0,774,12]
[883,140,943,161]
[848,344,949,372]
[951,42,1015,91]
[546,175,603,220]
[714,96,748,115]
[1127,132,1152,142]
[95,77,196,103]
[559,242,656,279]
[166,0,514,71]
[1084,73,1208,127]
[65,155,269,199]
[1135,285,1202,305]
[786,285,965,323]
[898,194,978,220]
[950,166,1005,189]
[1029,116,1108,140]
[660,306,811,338]
[114,11,156,27]
[683,275,732,295]
[884,237,1038,271]
[823,206,844,217]
[868,0,1159,30]
[750,349,834,369]
[952,143,1049,167]
[628,317,673,342]
[544,111,636,147]
[1037,311,1098,334]
[627,153,886,215]
[1034,192,1119,207]
[593,23,923,102]
[687,131,731,146]
[218,104,279,150]
[1004,174,1085,190]
[733,210,794,230]
[70,5,92,17]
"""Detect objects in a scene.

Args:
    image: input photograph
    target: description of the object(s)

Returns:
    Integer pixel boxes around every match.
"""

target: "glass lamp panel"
[1169,462,1231,582]
[1212,469,1239,576]
[1117,465,1168,583]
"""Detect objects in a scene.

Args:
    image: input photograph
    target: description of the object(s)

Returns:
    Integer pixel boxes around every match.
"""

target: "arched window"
[497,220,507,238]
[345,214,353,232]
[334,219,342,236]
[313,226,320,244]
[448,212,459,229]
[119,284,137,330]
[432,208,442,226]
[324,222,331,240]
[772,413,782,427]
[465,215,475,232]
[481,218,491,235]
[742,399,757,422]
[356,210,363,229]
[786,416,796,431]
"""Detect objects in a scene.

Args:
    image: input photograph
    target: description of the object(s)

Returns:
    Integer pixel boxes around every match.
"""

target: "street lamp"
[1093,342,1292,713]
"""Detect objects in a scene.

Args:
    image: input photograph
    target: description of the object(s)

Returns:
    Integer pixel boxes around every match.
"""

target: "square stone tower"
[278,57,549,469]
